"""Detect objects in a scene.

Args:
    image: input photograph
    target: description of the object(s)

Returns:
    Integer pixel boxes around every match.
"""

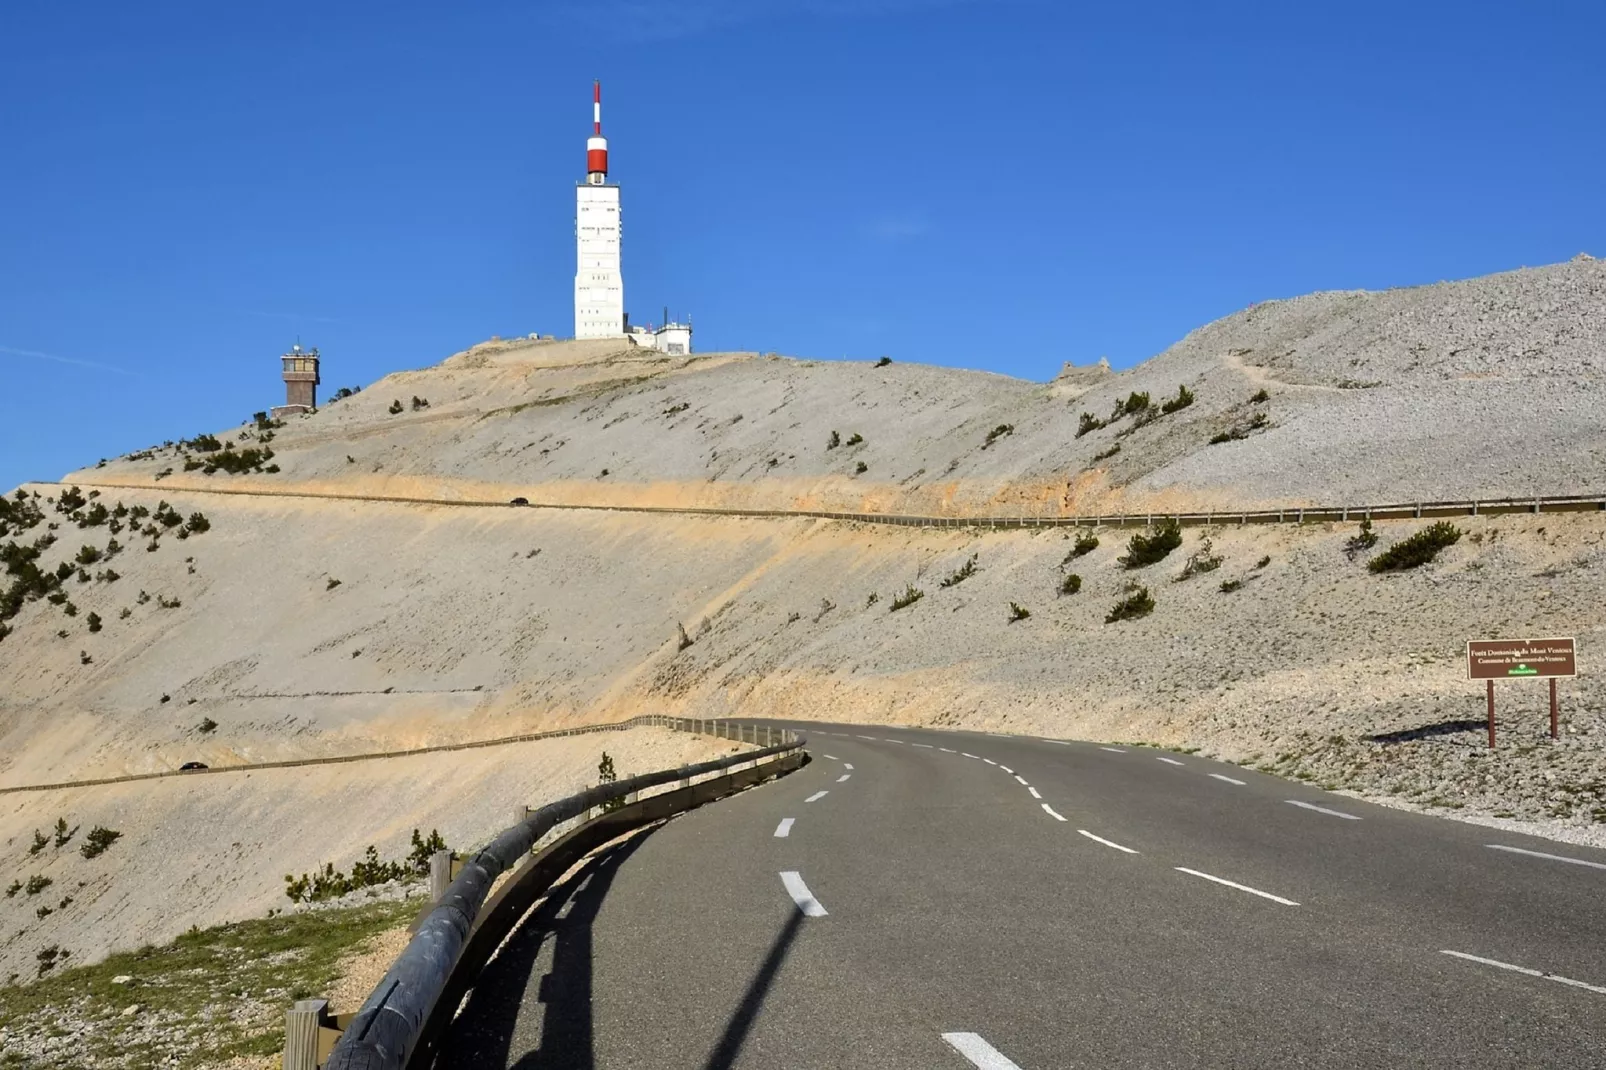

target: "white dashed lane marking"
[780,871,828,917]
[805,791,829,803]
[774,818,794,838]
[912,743,934,748]
[1099,747,1127,753]
[1208,773,1246,786]
[1439,950,1606,996]
[843,763,853,771]
[962,753,980,759]
[1287,800,1361,821]
[941,1032,1025,1069]
[1041,738,1072,746]
[1156,757,1185,766]
[940,747,955,753]
[983,758,997,766]
[1486,844,1606,871]
[837,774,851,783]
[1028,787,1041,799]
[1078,829,1139,854]
[1013,775,1029,786]
[1175,867,1299,906]
[1041,804,1067,822]
[999,766,1015,775]
[823,754,838,761]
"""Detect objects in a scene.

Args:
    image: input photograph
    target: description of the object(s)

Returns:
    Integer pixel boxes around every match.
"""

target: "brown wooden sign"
[1467,638,1577,680]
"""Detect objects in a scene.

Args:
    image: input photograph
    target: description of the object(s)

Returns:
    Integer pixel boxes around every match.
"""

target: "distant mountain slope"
[70,256,1606,514]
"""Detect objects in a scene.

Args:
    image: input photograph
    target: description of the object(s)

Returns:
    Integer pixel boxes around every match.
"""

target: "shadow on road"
[439,826,659,1070]
[1367,719,1487,744]
[440,824,808,1070]
[699,909,804,1070]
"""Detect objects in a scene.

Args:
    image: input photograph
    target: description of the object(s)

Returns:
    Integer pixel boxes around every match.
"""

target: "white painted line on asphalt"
[780,871,828,917]
[885,738,904,744]
[1440,950,1606,996]
[940,747,956,753]
[1078,829,1139,854]
[837,774,851,783]
[1175,867,1299,906]
[941,1032,1024,1069]
[1041,803,1067,822]
[805,790,829,803]
[1486,844,1606,872]
[1156,757,1185,766]
[983,758,997,765]
[1013,775,1029,786]
[913,742,934,748]
[857,734,878,740]
[774,818,794,838]
[823,754,839,761]
[1028,787,1042,799]
[1000,766,1015,775]
[1208,774,1246,786]
[1100,746,1127,753]
[962,752,980,759]
[1041,738,1072,745]
[1287,800,1361,821]
[843,763,854,771]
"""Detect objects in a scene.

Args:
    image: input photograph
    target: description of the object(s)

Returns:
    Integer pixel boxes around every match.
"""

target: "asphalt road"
[442,721,1606,1069]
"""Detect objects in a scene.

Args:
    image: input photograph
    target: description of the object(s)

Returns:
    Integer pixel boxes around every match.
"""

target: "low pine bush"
[982,424,1015,448]
[81,826,121,859]
[1368,521,1462,573]
[1105,586,1155,623]
[1076,412,1107,438]
[1065,531,1099,562]
[890,585,924,611]
[388,400,404,415]
[1160,384,1195,414]
[1008,602,1031,621]
[1344,518,1378,559]
[1059,573,1082,596]
[939,555,977,588]
[1118,519,1182,569]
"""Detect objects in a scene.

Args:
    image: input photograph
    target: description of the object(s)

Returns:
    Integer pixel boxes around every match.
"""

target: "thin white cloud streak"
[0,344,132,376]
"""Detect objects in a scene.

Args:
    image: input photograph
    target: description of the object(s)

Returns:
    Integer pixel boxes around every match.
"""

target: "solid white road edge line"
[941,1032,1025,1070]
[1100,746,1126,753]
[774,818,794,838]
[780,871,828,917]
[1486,844,1606,871]
[1041,803,1067,822]
[837,774,851,783]
[1440,950,1606,995]
[1209,774,1246,785]
[1041,739,1072,745]
[1175,867,1299,905]
[1156,756,1185,766]
[1077,829,1139,854]
[1028,787,1042,799]
[1287,800,1361,821]
[805,790,829,803]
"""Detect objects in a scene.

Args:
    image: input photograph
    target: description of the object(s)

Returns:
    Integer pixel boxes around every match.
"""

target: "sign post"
[1466,637,1577,748]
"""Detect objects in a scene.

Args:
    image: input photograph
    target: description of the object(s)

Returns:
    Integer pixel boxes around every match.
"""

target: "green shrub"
[189,434,223,453]
[29,830,47,856]
[1008,602,1031,621]
[410,396,430,410]
[4,880,19,898]
[86,612,102,633]
[25,875,52,896]
[80,650,92,665]
[1219,578,1244,593]
[1076,412,1107,438]
[865,591,879,608]
[1113,392,1151,419]
[1118,519,1183,569]
[1066,531,1099,562]
[1344,518,1378,558]
[982,424,1014,448]
[1106,587,1155,623]
[939,554,977,588]
[846,433,864,446]
[388,399,404,415]
[890,585,924,611]
[1059,573,1082,596]
[597,751,625,812]
[826,430,840,450]
[408,828,448,872]
[53,818,74,847]
[855,461,867,474]
[75,544,102,566]
[875,356,892,367]
[1250,388,1270,403]
[1160,384,1195,414]
[1368,521,1463,573]
[79,826,121,859]
[326,578,342,591]
[1177,537,1224,580]
[1092,444,1120,462]
[198,717,217,734]
[1255,555,1271,569]
[185,512,210,534]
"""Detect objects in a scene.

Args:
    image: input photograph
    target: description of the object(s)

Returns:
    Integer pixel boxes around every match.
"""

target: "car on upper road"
[178,761,209,771]
[510,497,529,506]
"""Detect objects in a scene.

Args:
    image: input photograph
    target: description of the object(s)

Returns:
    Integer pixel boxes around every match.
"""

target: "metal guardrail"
[303,721,804,1070]
[41,480,1606,533]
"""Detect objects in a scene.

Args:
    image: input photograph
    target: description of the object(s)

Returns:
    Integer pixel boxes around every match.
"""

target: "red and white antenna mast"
[586,80,609,183]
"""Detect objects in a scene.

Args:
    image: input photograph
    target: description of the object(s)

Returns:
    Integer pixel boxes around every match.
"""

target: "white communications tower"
[574,81,624,339]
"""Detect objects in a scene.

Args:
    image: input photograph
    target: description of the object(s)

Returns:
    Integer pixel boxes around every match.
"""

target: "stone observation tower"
[276,344,321,416]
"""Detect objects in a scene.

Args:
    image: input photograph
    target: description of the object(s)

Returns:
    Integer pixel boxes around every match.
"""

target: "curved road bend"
[442,721,1606,1069]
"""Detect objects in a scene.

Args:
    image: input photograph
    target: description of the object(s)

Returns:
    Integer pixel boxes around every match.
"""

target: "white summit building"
[573,81,692,355]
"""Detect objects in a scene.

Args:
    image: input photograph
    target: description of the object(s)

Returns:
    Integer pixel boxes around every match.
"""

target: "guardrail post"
[766,725,773,747]
[284,998,330,1070]
[429,850,453,903]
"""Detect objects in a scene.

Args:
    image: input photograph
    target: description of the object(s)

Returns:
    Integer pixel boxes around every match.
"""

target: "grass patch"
[0,898,417,1068]
[1368,521,1462,573]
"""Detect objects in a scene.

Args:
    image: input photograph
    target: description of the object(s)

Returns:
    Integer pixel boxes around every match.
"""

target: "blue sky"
[2,1,1601,489]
